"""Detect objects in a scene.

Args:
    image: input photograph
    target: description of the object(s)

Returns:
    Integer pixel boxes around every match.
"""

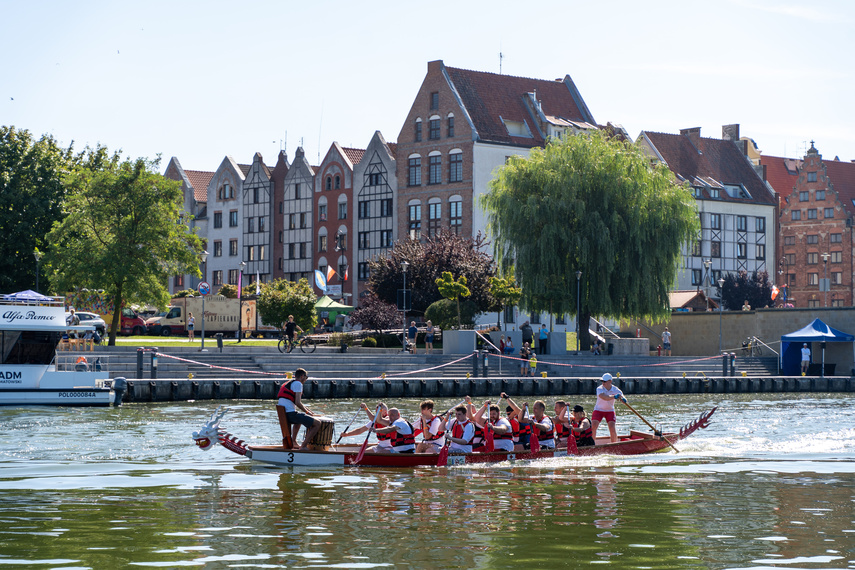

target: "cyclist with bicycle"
[284,315,303,353]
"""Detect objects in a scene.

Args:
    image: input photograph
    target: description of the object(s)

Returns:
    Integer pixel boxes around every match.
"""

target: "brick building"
[270,150,290,281]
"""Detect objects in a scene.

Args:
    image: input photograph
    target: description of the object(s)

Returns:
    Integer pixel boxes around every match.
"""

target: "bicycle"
[277,332,317,354]
[741,336,763,356]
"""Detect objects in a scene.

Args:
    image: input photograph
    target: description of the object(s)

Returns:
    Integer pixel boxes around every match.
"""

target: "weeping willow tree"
[481,130,699,348]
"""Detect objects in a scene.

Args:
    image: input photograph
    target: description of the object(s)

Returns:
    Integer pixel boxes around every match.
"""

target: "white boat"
[1,291,115,406]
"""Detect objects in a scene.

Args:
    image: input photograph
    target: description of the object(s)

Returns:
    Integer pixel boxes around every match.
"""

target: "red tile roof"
[386,142,398,157]
[184,169,214,203]
[341,147,365,166]
[445,66,594,148]
[824,158,855,218]
[759,155,800,201]
[642,131,775,206]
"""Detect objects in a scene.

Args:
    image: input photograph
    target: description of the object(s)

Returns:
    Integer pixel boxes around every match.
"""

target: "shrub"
[361,337,377,348]
[329,332,354,347]
[425,298,478,330]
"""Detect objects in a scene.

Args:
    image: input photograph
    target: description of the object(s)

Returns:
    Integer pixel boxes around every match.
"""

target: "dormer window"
[693,187,703,198]
[709,188,720,199]
[502,118,532,138]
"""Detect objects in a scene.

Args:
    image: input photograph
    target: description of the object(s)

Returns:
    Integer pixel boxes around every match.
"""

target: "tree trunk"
[456,297,461,328]
[579,310,592,351]
[108,283,123,346]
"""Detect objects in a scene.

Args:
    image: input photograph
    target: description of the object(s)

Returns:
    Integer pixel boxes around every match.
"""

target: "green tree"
[425,298,479,330]
[256,278,317,332]
[348,292,401,334]
[721,270,772,310]
[489,275,522,330]
[482,130,699,348]
[436,271,471,328]
[46,155,205,345]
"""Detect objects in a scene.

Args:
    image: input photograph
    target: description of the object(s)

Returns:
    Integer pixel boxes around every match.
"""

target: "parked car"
[65,311,107,336]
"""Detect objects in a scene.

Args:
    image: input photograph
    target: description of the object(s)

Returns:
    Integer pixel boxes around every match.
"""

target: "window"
[358,262,370,281]
[737,215,747,231]
[710,214,721,230]
[380,198,393,217]
[784,235,796,245]
[692,187,703,198]
[247,246,255,261]
[408,156,421,186]
[289,214,295,229]
[326,177,332,191]
[784,253,795,265]
[449,152,463,182]
[408,203,421,240]
[279,258,282,270]
[556,314,566,325]
[807,235,819,244]
[816,189,825,200]
[825,208,834,218]
[299,243,306,259]
[792,210,801,221]
[711,240,721,258]
[358,231,370,249]
[832,272,843,285]
[219,184,234,200]
[318,235,327,252]
[300,213,306,228]
[248,218,255,233]
[229,211,238,227]
[229,239,238,256]
[799,191,810,201]
[788,273,796,287]
[259,245,266,260]
[213,271,223,286]
[808,273,819,285]
[447,115,455,137]
[380,229,392,248]
[831,251,842,263]
[359,201,370,219]
[504,306,514,324]
[428,202,441,237]
[334,175,340,190]
[294,183,301,200]
[450,199,462,235]
[691,240,702,257]
[368,172,381,186]
[429,154,441,184]
[319,204,327,222]
[253,188,259,203]
[228,269,237,285]
[831,233,842,243]
[756,244,765,260]
[429,118,440,140]
[259,217,265,233]
[318,265,326,278]
[279,202,283,214]
[755,217,766,233]
[414,120,422,142]
[807,252,818,264]
[430,91,439,110]
[214,241,222,257]
[692,269,703,286]
[530,313,541,325]
[737,242,747,259]
[288,244,294,259]
[278,231,283,244]
[338,202,347,220]
[337,234,347,251]
[807,171,817,182]
[807,299,820,308]
[173,275,184,287]
[808,209,817,219]
[214,212,223,229]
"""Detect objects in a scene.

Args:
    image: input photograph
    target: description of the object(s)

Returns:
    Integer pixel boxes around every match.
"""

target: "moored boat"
[193,406,716,467]
[1,291,115,406]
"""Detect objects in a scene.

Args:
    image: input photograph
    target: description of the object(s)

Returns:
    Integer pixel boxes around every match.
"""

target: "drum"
[308,417,335,451]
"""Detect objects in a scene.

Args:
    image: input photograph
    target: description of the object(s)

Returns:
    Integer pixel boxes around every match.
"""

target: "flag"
[314,270,327,291]
[344,266,349,282]
[256,272,261,295]
[237,268,242,292]
[771,285,779,300]
[326,266,336,282]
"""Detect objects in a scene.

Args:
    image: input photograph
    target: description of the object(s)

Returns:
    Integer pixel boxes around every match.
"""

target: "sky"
[3,0,854,172]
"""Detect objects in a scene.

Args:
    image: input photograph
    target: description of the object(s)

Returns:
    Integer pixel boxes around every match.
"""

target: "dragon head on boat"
[192,406,228,451]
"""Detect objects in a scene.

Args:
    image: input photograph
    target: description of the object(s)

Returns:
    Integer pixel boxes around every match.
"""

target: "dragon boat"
[192,406,717,467]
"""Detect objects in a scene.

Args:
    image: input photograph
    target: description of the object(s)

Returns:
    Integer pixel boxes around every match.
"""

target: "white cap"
[601,373,613,383]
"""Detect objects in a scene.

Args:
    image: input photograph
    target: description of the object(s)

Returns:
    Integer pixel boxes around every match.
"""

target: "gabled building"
[163,157,213,295]
[313,142,364,302]
[281,147,314,284]
[207,157,249,293]
[353,131,397,302]
[396,60,597,244]
[638,124,778,294]
[242,153,273,285]
[270,150,290,281]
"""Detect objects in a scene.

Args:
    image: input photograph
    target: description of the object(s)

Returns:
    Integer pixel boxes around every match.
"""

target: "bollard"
[150,348,159,379]
[136,348,144,379]
[472,351,479,378]
[112,377,127,407]
[215,333,223,352]
[722,353,728,377]
[482,350,489,377]
[729,353,736,377]
[541,371,547,378]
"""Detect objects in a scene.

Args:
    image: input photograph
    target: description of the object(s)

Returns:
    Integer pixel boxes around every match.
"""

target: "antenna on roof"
[499,47,503,75]
[283,131,287,154]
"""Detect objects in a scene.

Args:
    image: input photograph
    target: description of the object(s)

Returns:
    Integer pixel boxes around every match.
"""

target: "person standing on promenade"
[539,324,548,355]
[661,327,672,356]
[188,313,195,342]
[407,321,418,354]
[520,321,533,346]
[801,343,811,374]
[592,373,626,444]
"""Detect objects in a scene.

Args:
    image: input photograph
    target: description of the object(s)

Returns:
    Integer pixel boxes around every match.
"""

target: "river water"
[1,394,853,569]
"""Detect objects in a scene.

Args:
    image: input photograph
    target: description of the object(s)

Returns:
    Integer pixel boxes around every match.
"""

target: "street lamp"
[821,252,830,307]
[779,256,789,306]
[33,250,43,293]
[401,261,409,352]
[200,250,208,352]
[575,270,582,353]
[703,259,712,311]
[237,260,246,343]
[718,277,725,354]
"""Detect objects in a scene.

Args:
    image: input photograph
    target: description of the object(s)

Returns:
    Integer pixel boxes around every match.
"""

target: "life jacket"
[390,420,416,449]
[535,415,554,442]
[572,419,594,444]
[422,415,444,441]
[494,419,513,440]
[76,356,88,364]
[276,379,298,403]
[376,420,394,441]
[472,422,485,445]
[554,416,571,440]
[451,419,473,444]
[508,417,520,442]
[518,420,532,436]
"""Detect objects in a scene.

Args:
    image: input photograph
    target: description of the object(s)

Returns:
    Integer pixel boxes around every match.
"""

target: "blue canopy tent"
[2,289,53,302]
[780,318,854,376]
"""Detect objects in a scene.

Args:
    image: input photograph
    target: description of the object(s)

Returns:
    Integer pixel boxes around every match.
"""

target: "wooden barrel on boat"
[308,417,335,451]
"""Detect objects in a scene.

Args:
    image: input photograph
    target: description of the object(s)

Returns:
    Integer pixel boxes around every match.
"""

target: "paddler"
[553,400,571,448]
[340,402,394,453]
[472,401,514,452]
[414,400,445,454]
[529,400,555,450]
[501,393,530,450]
[592,373,626,443]
[568,404,595,447]
[373,408,416,454]
[440,405,475,454]
[276,368,322,450]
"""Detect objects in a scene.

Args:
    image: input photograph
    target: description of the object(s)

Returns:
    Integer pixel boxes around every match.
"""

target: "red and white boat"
[193,406,716,467]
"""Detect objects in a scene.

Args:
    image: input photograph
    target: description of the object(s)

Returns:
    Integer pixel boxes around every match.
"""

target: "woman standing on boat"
[592,373,626,443]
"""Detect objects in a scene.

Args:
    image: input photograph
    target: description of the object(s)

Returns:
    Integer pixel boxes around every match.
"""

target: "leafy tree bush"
[720,270,772,310]
[425,298,479,330]
[218,284,238,298]
[256,278,317,331]
[348,292,401,333]
[436,271,470,328]
[361,337,377,348]
[172,289,197,298]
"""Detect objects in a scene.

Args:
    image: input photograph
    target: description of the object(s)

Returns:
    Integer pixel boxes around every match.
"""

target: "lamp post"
[33,250,43,293]
[821,252,830,307]
[718,277,725,354]
[401,261,409,352]
[703,259,712,311]
[200,250,208,352]
[779,256,789,306]
[237,260,246,343]
[575,270,582,353]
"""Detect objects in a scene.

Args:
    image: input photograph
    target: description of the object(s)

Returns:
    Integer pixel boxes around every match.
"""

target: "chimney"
[722,124,740,141]
[680,127,701,147]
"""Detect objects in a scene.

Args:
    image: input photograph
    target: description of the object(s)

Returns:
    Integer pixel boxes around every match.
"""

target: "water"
[1,394,854,569]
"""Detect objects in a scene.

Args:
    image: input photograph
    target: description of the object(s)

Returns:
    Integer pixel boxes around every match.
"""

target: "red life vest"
[535,415,554,442]
[494,419,514,440]
[555,417,571,440]
[572,419,594,443]
[376,420,394,441]
[508,417,520,442]
[422,415,444,441]
[472,422,485,445]
[390,420,416,449]
[451,419,473,443]
[518,420,532,436]
[276,379,298,403]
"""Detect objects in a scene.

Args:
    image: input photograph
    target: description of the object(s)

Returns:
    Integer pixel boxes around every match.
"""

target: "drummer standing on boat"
[592,373,626,443]
[276,368,322,450]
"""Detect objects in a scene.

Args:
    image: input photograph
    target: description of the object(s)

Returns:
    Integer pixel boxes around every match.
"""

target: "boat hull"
[0,387,113,406]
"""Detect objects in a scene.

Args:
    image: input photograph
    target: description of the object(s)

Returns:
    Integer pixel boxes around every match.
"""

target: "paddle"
[525,404,541,453]
[353,405,381,465]
[335,407,364,444]
[436,439,450,467]
[622,400,680,453]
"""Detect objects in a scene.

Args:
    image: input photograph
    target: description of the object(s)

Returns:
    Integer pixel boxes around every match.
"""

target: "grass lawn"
[108,335,280,348]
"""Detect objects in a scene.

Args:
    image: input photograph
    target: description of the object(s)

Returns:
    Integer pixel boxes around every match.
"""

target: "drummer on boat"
[276,368,322,450]
[592,373,627,443]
